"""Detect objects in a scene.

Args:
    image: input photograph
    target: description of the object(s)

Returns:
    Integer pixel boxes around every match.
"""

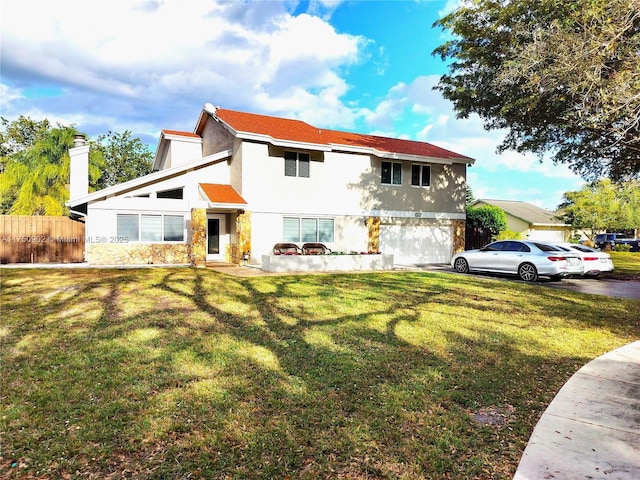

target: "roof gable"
[474,199,567,226]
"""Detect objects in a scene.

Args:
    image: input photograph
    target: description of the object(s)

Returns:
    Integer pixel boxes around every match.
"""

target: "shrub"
[466,205,507,236]
[496,229,521,240]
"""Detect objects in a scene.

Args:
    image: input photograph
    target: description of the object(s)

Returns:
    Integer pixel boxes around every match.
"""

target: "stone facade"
[453,219,466,254]
[234,211,251,264]
[87,243,190,265]
[367,216,381,253]
[190,208,207,267]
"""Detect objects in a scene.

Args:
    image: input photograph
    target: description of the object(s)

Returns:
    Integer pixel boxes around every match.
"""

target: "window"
[381,161,402,185]
[117,214,184,242]
[164,215,184,241]
[283,217,334,242]
[157,188,183,199]
[411,164,431,187]
[284,151,310,178]
[141,215,162,241]
[117,214,139,241]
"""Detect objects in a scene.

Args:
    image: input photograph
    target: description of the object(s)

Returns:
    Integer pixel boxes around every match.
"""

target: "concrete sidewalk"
[513,340,640,480]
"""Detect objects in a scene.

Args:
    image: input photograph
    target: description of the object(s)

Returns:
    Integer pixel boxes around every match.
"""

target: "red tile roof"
[162,129,200,138]
[199,183,247,205]
[214,108,472,161]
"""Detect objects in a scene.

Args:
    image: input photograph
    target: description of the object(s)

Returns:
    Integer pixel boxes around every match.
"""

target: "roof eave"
[236,132,331,151]
[68,149,233,207]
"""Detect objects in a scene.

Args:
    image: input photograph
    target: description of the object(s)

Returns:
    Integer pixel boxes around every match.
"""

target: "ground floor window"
[283,217,334,243]
[117,214,184,242]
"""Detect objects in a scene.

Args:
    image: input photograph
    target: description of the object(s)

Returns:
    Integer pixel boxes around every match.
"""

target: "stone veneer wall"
[236,211,251,263]
[452,219,465,254]
[190,208,207,267]
[367,216,381,253]
[87,243,190,265]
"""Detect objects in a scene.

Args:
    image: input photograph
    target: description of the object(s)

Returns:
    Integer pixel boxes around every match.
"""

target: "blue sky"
[1,0,585,210]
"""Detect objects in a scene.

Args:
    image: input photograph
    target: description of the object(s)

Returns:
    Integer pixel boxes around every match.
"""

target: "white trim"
[368,210,466,220]
[68,149,232,207]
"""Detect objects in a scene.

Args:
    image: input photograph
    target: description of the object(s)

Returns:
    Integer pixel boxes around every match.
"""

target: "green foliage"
[466,205,507,236]
[0,116,51,157]
[1,117,152,215]
[496,229,522,240]
[616,243,632,252]
[0,117,105,215]
[1,124,74,215]
[465,185,475,206]
[90,131,153,189]
[433,0,640,181]
[559,179,640,236]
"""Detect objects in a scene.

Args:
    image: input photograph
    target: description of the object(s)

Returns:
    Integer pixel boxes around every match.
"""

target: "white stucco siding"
[526,229,566,242]
[249,212,369,259]
[241,144,372,216]
[380,224,453,264]
[82,162,230,241]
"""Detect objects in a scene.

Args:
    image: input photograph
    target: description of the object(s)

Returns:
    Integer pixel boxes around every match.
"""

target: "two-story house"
[67,104,474,267]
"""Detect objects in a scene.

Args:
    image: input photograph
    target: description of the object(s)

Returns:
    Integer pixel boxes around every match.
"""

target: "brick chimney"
[69,134,89,201]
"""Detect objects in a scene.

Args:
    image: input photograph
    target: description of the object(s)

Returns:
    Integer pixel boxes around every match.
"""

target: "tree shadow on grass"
[2,268,638,479]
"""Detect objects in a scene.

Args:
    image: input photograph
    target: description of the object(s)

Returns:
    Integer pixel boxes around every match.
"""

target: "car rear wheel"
[453,257,469,274]
[518,263,538,282]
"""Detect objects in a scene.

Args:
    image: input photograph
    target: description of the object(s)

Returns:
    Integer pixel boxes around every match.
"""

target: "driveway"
[541,276,640,300]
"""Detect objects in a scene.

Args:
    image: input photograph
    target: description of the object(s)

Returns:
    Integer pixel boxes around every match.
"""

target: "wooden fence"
[0,215,85,264]
[465,226,492,250]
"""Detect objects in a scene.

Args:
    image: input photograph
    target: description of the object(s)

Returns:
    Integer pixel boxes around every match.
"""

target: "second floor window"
[411,164,431,187]
[381,161,402,185]
[284,151,310,178]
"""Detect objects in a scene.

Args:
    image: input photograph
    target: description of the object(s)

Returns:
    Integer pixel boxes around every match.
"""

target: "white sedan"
[451,240,584,282]
[554,243,614,277]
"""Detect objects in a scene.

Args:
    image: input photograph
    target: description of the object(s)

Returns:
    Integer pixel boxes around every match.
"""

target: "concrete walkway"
[513,340,640,480]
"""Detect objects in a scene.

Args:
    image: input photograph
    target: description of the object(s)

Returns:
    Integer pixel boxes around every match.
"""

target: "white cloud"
[0,0,364,134]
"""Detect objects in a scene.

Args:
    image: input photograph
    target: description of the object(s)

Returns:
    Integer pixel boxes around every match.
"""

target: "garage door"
[528,230,565,242]
[380,225,452,264]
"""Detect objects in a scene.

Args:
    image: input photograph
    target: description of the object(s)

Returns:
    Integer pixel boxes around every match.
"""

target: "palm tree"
[0,124,102,215]
[1,126,75,215]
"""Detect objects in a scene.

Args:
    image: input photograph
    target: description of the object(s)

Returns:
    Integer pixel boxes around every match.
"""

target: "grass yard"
[609,251,640,279]
[1,268,638,479]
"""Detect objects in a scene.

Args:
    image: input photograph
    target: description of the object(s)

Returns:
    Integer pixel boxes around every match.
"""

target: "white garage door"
[380,225,452,264]
[528,229,565,242]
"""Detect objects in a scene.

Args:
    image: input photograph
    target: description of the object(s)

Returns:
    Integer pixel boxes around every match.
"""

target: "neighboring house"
[67,104,474,267]
[471,199,571,242]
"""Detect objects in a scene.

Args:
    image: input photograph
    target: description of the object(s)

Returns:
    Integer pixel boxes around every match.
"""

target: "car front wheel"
[453,257,469,274]
[518,263,538,282]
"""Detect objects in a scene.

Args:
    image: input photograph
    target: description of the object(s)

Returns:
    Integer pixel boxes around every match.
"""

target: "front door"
[207,214,227,261]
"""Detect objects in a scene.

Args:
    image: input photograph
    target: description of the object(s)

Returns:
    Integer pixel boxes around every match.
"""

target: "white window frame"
[284,151,310,178]
[283,217,334,243]
[116,213,185,243]
[381,161,402,185]
[411,164,431,187]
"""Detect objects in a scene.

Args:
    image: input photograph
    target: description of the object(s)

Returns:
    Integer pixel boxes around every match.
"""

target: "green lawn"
[609,251,640,278]
[1,268,638,479]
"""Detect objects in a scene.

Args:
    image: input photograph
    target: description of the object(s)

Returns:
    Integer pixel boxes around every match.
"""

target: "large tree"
[433,0,640,180]
[558,179,640,237]
[91,130,153,190]
[0,117,103,215]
